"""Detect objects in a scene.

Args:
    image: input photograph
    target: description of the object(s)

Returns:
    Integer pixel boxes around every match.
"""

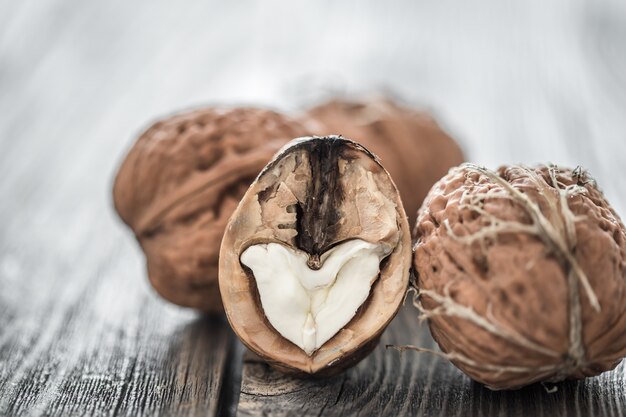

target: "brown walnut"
[219,136,412,375]
[412,163,626,390]
[301,97,465,224]
[113,108,308,312]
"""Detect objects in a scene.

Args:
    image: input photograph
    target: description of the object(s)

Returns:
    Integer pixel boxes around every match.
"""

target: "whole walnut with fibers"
[113,108,307,312]
[412,163,626,390]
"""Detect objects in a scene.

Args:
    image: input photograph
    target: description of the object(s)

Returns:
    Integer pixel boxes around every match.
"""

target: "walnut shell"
[413,163,626,390]
[219,136,412,375]
[113,108,308,312]
[301,97,464,224]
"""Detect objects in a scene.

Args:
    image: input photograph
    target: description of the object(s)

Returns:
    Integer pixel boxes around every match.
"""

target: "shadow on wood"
[236,307,626,417]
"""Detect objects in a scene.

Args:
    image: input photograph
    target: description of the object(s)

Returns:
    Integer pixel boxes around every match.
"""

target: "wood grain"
[238,308,626,417]
[0,162,236,417]
[1,0,626,415]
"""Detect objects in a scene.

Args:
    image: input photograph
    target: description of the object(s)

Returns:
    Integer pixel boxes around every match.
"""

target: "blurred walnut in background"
[301,98,465,224]
[113,108,307,312]
[113,98,464,313]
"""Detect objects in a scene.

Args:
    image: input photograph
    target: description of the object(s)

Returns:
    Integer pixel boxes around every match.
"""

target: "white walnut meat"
[412,163,626,390]
[113,108,308,312]
[219,136,412,375]
[301,97,465,224]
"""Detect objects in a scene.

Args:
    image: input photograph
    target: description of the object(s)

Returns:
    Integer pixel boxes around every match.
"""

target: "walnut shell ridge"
[113,108,308,312]
[413,163,626,390]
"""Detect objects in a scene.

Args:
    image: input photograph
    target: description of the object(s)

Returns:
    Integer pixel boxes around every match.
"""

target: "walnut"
[301,97,464,224]
[411,163,626,390]
[113,108,308,312]
[219,136,412,375]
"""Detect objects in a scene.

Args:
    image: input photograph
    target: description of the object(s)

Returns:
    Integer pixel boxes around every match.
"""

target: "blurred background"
[2,0,626,210]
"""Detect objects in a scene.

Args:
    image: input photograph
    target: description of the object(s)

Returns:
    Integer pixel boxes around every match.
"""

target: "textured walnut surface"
[113,108,308,312]
[302,98,465,224]
[413,164,626,389]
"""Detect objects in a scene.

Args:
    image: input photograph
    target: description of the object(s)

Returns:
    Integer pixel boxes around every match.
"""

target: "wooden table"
[1,1,625,415]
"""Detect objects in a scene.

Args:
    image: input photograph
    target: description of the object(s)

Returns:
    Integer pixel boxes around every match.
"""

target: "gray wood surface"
[239,309,626,417]
[1,0,625,416]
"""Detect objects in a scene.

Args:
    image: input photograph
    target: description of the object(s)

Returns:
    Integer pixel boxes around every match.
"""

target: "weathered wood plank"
[0,8,236,413]
[0,153,235,416]
[237,308,626,417]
